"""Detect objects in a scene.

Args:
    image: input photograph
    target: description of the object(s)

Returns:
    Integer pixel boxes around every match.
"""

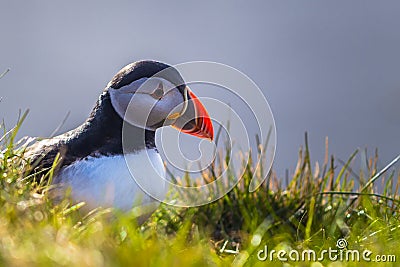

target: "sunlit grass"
[0,111,399,266]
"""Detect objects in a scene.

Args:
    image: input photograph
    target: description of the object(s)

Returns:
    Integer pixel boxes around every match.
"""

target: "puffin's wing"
[24,138,68,176]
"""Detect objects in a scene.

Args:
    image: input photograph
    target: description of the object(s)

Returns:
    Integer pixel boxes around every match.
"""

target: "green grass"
[0,114,399,267]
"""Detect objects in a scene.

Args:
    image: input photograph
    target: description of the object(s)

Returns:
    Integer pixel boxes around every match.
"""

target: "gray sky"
[1,1,399,176]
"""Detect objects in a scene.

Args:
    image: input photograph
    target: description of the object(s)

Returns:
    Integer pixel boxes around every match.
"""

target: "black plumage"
[27,60,186,174]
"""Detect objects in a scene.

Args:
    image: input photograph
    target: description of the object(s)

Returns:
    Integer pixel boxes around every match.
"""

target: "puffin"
[27,60,214,214]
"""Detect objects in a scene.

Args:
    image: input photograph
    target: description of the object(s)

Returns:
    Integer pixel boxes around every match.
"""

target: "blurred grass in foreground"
[0,113,399,267]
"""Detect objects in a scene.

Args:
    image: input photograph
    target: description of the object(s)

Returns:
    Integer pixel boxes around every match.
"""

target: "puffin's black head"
[107,60,213,140]
[108,61,184,90]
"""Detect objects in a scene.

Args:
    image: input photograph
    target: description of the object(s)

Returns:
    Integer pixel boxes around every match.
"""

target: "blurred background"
[0,1,399,177]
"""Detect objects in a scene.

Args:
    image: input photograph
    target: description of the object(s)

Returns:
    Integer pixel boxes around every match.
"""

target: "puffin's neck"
[66,90,156,158]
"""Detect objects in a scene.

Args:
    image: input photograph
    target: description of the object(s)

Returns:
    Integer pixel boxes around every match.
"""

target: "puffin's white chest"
[54,149,167,212]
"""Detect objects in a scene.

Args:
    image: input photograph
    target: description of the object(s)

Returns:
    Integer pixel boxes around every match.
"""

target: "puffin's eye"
[151,82,164,99]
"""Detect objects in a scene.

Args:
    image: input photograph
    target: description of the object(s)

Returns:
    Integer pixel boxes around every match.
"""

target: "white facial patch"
[109,78,186,130]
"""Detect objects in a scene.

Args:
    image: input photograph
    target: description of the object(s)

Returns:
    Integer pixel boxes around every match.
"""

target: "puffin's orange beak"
[171,89,214,141]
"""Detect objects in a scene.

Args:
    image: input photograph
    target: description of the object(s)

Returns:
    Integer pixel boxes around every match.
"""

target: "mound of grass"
[0,113,399,267]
